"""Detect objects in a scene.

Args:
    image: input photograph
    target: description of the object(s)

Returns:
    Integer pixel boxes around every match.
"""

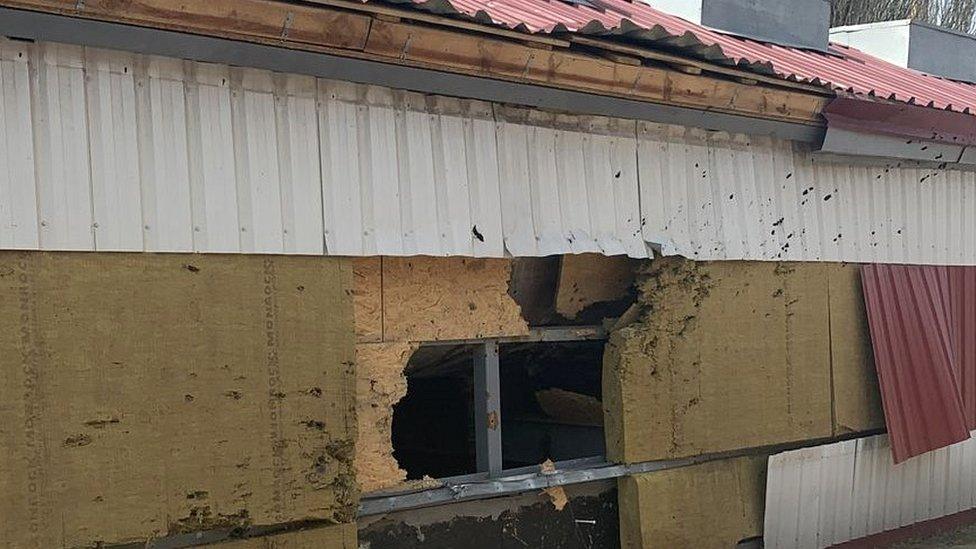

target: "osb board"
[210,523,356,548]
[351,256,531,493]
[555,254,639,319]
[381,257,529,341]
[618,456,766,549]
[826,263,885,434]
[355,341,416,493]
[605,259,834,463]
[0,252,357,548]
[353,257,383,343]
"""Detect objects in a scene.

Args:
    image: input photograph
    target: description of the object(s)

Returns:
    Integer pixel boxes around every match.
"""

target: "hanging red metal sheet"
[861,264,972,463]
[950,267,976,427]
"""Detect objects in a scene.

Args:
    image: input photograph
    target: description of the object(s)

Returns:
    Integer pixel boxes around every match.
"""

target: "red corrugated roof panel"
[861,264,974,463]
[375,0,976,116]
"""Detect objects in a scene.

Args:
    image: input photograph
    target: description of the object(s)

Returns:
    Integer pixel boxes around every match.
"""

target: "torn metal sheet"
[860,264,973,462]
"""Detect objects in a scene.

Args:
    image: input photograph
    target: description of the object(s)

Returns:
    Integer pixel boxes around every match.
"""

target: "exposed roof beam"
[0,7,826,142]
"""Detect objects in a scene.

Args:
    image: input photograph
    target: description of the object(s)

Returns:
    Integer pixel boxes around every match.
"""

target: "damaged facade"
[352,256,530,492]
[2,0,976,547]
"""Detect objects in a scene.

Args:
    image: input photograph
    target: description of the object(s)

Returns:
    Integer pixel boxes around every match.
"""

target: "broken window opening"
[391,331,607,482]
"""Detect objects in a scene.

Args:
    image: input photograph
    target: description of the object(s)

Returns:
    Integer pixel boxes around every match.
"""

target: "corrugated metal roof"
[860,264,973,463]
[374,0,976,115]
[765,432,976,548]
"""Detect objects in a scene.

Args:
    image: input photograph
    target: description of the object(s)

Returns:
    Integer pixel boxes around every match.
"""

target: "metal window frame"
[417,326,609,480]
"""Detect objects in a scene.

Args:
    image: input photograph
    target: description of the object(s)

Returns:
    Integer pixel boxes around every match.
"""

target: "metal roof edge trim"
[825,96,976,146]
[829,19,914,34]
[0,6,825,142]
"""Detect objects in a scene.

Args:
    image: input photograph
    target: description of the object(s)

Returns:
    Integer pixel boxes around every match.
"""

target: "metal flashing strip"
[358,430,883,517]
[0,6,824,143]
[417,326,608,346]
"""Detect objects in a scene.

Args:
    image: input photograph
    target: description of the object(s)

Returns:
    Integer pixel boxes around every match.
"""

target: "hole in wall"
[391,344,478,480]
[391,339,606,480]
[500,339,606,469]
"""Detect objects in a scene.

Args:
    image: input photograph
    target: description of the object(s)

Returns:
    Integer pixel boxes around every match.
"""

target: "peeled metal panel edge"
[860,263,971,463]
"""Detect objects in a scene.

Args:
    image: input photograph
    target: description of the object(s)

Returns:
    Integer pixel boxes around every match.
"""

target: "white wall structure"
[640,123,976,265]
[2,38,976,263]
[765,433,976,548]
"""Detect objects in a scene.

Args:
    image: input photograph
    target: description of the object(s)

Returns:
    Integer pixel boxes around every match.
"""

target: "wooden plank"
[305,0,571,48]
[364,19,825,124]
[2,0,372,50]
[570,35,830,95]
[665,69,826,123]
[365,19,669,105]
[0,0,828,124]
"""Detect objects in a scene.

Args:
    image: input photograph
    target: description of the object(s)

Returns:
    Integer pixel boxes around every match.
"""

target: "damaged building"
[3,0,976,547]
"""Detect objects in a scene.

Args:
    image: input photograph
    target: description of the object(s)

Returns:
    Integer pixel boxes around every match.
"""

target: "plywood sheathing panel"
[352,256,530,492]
[353,257,383,343]
[555,254,640,320]
[207,522,357,548]
[605,258,882,464]
[618,456,766,549]
[381,257,530,342]
[0,252,356,548]
[355,342,417,493]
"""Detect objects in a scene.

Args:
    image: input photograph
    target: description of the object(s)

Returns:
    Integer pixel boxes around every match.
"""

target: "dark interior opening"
[391,339,605,480]
[500,340,606,469]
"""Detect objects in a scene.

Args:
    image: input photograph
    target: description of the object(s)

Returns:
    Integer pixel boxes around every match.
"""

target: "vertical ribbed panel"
[231,68,285,254]
[86,48,141,252]
[6,37,976,261]
[861,264,976,463]
[275,73,323,255]
[135,56,193,252]
[638,122,976,265]
[185,61,238,253]
[32,43,93,250]
[0,40,37,248]
[765,432,976,548]
[318,80,506,257]
[496,108,644,257]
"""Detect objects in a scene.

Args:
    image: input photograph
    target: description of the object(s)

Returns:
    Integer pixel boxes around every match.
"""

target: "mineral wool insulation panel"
[765,432,976,548]
[3,38,976,263]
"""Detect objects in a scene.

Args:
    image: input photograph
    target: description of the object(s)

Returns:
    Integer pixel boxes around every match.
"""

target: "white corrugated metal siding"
[4,37,976,262]
[0,38,646,258]
[639,122,976,265]
[765,432,976,548]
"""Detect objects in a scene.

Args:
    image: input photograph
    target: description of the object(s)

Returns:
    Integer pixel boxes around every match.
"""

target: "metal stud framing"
[474,340,503,476]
